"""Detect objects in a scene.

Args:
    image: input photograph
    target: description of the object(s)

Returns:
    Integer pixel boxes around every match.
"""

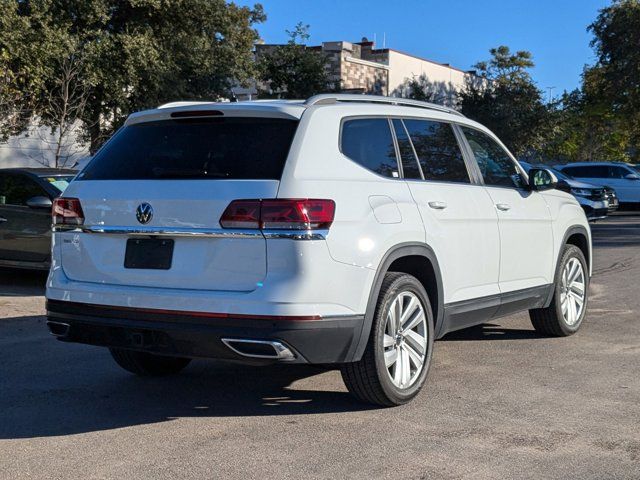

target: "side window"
[608,166,631,179]
[341,118,399,178]
[0,174,47,206]
[403,119,470,183]
[565,166,607,178]
[391,119,422,180]
[461,127,520,188]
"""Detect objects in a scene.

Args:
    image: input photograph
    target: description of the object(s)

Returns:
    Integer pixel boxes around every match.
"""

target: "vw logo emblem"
[136,203,153,224]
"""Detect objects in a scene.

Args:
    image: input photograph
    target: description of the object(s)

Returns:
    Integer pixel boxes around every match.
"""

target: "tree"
[257,23,333,99]
[1,0,265,155]
[394,74,456,106]
[458,46,548,157]
[35,53,90,168]
[588,0,640,160]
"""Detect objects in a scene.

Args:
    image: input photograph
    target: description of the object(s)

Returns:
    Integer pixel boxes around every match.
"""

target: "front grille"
[589,189,605,201]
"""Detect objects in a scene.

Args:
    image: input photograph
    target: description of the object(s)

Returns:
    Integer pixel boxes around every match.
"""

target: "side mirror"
[528,168,558,191]
[624,173,640,180]
[26,196,53,209]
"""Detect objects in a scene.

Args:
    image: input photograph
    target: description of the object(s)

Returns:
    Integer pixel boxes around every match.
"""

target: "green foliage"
[459,46,548,157]
[257,23,333,99]
[0,0,265,153]
[587,0,640,160]
[395,74,455,105]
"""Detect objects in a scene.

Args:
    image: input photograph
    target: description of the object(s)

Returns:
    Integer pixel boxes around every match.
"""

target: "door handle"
[428,201,447,210]
[495,203,511,211]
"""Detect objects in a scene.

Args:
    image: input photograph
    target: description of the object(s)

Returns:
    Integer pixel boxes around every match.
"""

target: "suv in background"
[520,162,617,220]
[46,95,591,406]
[0,168,76,270]
[556,162,640,210]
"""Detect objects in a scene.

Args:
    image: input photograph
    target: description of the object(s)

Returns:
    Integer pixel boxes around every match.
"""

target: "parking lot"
[1,215,639,480]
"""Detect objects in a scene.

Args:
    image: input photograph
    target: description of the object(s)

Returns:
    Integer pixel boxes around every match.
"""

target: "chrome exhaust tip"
[47,321,70,337]
[221,338,296,361]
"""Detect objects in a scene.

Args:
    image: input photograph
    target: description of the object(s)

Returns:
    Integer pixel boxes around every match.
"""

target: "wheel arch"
[562,225,591,275]
[543,225,591,308]
[350,243,444,362]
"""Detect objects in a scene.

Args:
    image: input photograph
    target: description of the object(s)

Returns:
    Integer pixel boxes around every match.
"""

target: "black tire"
[529,244,589,336]
[109,348,191,376]
[341,272,435,407]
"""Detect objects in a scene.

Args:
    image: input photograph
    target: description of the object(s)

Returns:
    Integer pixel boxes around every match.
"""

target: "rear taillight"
[52,198,84,225]
[220,199,335,230]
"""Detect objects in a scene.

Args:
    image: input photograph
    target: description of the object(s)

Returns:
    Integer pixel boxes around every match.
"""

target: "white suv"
[46,95,591,406]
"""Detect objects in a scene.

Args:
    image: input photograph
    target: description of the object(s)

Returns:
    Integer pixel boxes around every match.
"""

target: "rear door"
[59,116,298,292]
[604,165,640,203]
[395,118,501,304]
[0,173,52,263]
[460,126,554,293]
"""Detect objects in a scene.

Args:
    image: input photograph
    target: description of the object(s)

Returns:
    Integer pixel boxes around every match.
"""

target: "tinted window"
[608,166,632,179]
[562,166,608,178]
[403,120,469,183]
[461,127,520,188]
[80,118,298,180]
[0,174,47,206]
[392,119,421,179]
[341,118,399,178]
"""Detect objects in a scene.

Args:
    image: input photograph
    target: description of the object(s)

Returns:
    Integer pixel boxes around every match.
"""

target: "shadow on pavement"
[441,323,540,341]
[0,315,373,440]
[0,267,47,297]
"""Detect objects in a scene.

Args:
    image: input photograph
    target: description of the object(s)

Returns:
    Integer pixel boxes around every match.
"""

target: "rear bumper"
[46,300,365,365]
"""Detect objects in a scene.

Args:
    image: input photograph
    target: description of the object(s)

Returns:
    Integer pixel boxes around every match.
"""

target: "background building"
[250,38,477,106]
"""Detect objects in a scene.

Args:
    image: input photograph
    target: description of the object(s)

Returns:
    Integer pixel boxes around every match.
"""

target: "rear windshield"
[79,117,298,180]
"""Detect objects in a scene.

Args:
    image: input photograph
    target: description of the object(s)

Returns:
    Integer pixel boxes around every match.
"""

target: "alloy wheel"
[560,257,586,326]
[383,291,428,389]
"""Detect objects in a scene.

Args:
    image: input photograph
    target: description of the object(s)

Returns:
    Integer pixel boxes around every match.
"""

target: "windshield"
[41,175,76,193]
[79,117,299,181]
[550,168,571,181]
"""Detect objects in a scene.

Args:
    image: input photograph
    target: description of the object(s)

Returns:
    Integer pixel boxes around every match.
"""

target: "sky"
[235,0,611,97]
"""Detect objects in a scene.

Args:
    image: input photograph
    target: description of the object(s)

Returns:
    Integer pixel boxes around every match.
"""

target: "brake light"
[52,198,84,225]
[220,199,335,230]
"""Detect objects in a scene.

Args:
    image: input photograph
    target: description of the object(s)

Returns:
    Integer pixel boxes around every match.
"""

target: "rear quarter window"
[341,118,399,178]
[79,117,298,180]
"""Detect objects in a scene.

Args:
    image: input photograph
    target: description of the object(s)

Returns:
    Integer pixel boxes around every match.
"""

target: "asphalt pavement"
[1,215,639,479]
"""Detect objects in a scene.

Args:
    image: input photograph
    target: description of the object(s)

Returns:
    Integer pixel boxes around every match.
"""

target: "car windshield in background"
[41,175,76,193]
[79,117,299,181]
[551,168,571,181]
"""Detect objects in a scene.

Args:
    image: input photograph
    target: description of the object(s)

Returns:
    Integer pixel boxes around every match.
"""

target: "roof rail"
[304,94,464,117]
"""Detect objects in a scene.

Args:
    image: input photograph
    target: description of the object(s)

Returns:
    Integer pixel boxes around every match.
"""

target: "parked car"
[555,162,640,210]
[0,168,76,270]
[45,95,591,406]
[519,162,617,220]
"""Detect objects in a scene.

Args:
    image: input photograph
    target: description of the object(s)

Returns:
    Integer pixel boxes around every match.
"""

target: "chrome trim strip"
[53,225,327,240]
[262,230,327,240]
[53,225,262,238]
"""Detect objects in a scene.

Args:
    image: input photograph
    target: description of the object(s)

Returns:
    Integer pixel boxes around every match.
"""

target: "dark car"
[0,168,76,270]
[520,162,617,220]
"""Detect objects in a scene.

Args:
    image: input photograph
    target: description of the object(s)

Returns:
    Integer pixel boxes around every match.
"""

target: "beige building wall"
[386,50,469,106]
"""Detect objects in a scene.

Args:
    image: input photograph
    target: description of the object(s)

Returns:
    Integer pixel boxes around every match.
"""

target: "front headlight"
[571,188,592,197]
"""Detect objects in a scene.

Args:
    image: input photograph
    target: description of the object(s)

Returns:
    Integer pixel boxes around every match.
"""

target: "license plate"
[124,238,174,270]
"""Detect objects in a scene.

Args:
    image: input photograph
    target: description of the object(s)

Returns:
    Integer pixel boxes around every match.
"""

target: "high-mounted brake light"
[220,199,335,230]
[52,198,84,225]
